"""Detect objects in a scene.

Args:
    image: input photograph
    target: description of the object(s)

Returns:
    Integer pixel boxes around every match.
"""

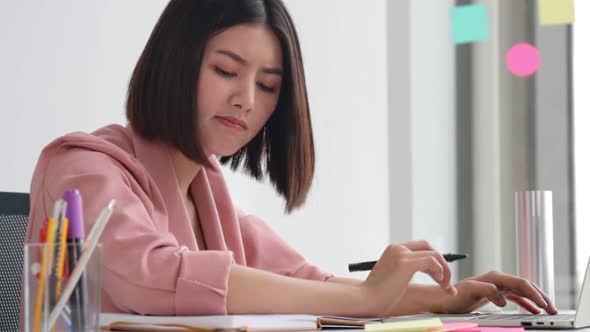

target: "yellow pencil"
[49,217,69,332]
[55,217,69,297]
[33,218,57,332]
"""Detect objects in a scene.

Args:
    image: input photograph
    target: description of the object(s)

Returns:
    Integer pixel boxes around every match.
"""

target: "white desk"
[321,329,590,332]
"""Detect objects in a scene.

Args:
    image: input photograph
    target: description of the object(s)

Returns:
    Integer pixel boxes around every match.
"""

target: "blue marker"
[63,189,87,332]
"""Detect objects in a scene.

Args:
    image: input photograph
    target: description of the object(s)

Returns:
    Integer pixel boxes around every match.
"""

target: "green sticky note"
[539,0,575,25]
[365,318,443,332]
[450,4,490,45]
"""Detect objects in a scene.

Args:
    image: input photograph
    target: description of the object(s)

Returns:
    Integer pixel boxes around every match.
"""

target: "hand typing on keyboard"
[433,270,559,315]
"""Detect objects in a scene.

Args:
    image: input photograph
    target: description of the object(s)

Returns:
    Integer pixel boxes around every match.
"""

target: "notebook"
[100,313,529,332]
[99,313,380,331]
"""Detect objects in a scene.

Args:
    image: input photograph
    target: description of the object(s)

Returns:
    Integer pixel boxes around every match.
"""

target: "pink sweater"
[26,124,332,315]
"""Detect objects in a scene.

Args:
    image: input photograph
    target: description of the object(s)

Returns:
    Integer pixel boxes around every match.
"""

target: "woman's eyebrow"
[215,49,283,76]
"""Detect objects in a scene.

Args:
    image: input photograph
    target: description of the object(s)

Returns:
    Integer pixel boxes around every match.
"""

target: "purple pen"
[63,189,87,332]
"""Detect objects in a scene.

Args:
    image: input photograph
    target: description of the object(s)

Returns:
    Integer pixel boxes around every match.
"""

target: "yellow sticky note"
[365,318,443,332]
[539,0,575,25]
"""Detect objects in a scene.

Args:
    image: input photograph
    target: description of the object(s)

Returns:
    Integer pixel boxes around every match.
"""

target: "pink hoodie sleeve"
[236,209,333,281]
[42,150,233,315]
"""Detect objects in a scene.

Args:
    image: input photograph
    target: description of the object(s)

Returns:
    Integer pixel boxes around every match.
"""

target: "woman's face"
[196,23,283,157]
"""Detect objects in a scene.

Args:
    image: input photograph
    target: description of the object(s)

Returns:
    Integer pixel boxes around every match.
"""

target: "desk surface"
[321,329,590,332]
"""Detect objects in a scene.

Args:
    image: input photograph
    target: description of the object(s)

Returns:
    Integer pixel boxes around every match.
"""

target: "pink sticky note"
[442,323,524,332]
[443,322,480,331]
[505,43,541,77]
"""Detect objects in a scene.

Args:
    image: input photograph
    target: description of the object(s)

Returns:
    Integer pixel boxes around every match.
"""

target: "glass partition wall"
[455,0,576,309]
[387,0,577,309]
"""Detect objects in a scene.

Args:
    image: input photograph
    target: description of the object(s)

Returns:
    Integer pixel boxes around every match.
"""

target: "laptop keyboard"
[475,313,574,322]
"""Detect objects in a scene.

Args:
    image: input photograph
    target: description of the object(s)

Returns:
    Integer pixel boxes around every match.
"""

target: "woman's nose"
[230,81,255,111]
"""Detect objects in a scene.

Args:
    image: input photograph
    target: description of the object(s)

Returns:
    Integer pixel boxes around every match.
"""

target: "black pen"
[348,253,468,272]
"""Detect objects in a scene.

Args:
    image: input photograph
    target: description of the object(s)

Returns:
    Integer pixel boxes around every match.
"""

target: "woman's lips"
[215,116,247,130]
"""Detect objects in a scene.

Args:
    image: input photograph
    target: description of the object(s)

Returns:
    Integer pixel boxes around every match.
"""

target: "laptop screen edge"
[573,258,590,328]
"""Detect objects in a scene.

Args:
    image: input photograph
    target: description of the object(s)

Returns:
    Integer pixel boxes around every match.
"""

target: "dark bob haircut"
[126,0,314,213]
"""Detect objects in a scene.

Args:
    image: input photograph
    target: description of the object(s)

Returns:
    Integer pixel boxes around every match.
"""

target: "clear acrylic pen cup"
[23,243,102,332]
[515,190,555,309]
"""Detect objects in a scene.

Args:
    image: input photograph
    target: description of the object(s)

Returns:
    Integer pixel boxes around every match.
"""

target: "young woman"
[26,0,557,317]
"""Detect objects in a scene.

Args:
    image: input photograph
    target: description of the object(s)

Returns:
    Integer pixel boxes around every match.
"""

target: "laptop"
[386,258,590,329]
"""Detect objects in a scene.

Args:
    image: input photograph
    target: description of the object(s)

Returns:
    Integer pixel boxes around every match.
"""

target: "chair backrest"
[0,192,30,332]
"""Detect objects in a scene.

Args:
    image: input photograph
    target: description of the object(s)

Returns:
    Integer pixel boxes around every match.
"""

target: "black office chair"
[0,192,30,332]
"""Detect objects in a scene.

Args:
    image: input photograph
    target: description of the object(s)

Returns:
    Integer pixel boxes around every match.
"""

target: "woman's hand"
[360,240,458,317]
[438,271,558,315]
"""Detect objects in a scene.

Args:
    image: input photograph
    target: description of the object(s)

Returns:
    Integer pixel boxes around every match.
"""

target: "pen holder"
[23,243,102,332]
[515,190,555,308]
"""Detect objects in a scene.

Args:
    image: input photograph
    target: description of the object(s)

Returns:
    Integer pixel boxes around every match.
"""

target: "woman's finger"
[406,251,454,292]
[529,282,558,314]
[465,280,507,308]
[401,241,453,292]
[473,271,548,310]
[401,240,435,252]
[505,294,541,314]
[406,256,447,289]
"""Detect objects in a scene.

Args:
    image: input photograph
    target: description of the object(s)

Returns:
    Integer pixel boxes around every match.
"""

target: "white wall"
[387,0,458,283]
[0,1,390,276]
[224,0,390,276]
[408,0,457,267]
[574,0,590,287]
[0,1,167,190]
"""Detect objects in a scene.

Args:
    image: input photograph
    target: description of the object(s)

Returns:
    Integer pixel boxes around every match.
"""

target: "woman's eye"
[214,66,275,93]
[214,66,236,78]
[257,82,275,93]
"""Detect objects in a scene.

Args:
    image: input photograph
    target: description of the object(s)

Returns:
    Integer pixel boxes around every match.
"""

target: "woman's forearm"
[228,241,456,318]
[330,282,443,316]
[325,276,364,286]
[326,277,445,316]
[227,265,375,317]
[388,284,447,316]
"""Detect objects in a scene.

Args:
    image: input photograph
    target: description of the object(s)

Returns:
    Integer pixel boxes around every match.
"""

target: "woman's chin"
[213,146,243,158]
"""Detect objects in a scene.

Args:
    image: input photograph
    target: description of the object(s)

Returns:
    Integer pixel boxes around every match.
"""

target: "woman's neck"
[170,149,203,197]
